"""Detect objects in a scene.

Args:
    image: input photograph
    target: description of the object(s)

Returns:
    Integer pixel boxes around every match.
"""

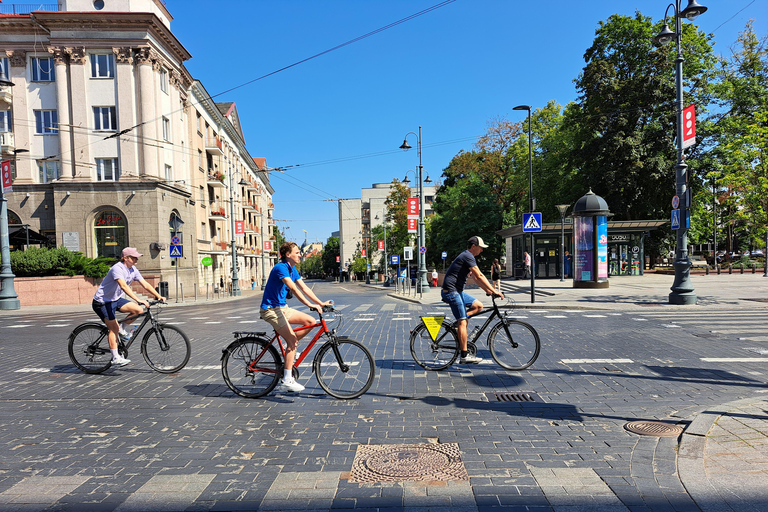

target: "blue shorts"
[441,290,477,321]
[92,297,131,322]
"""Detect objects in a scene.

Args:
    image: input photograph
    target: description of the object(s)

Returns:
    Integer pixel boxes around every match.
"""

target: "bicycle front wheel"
[222,338,281,398]
[314,339,375,399]
[488,319,541,371]
[68,324,112,374]
[141,324,191,373]
[410,321,459,371]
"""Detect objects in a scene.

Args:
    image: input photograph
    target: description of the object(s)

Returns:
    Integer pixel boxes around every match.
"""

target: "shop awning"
[8,226,51,246]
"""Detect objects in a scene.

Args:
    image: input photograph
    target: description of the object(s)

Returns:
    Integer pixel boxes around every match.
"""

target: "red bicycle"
[220,306,375,399]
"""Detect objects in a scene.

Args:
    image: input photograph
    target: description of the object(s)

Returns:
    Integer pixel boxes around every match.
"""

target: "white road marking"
[184,365,221,370]
[392,318,412,321]
[701,358,768,362]
[545,315,568,318]
[353,318,374,322]
[239,320,260,323]
[662,324,681,328]
[44,324,71,328]
[632,318,648,321]
[204,321,222,324]
[583,315,607,318]
[560,359,634,364]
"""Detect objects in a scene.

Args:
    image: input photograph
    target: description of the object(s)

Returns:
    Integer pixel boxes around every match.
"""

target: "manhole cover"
[624,421,683,437]
[485,392,542,402]
[350,443,468,483]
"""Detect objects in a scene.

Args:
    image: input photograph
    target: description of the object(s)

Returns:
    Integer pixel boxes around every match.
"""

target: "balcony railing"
[209,205,226,217]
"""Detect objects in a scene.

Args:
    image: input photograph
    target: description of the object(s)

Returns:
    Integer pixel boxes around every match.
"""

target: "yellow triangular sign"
[421,316,445,342]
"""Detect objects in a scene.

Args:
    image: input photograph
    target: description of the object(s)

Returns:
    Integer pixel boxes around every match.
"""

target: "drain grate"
[349,443,468,483]
[486,391,542,403]
[624,421,683,437]
[692,332,718,338]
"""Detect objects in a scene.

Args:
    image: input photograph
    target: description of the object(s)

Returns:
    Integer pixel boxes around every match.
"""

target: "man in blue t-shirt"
[442,236,503,364]
[260,242,333,393]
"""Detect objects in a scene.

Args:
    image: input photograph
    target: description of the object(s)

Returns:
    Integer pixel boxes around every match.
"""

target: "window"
[165,164,172,181]
[201,222,206,240]
[90,54,114,78]
[96,158,119,181]
[198,149,203,170]
[93,209,126,259]
[0,110,11,132]
[34,110,58,134]
[37,161,60,183]
[93,106,117,131]
[0,57,8,81]
[160,68,168,93]
[31,57,55,81]
[162,116,170,141]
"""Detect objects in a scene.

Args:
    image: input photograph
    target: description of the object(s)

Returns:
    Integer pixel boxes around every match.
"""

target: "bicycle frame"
[465,297,519,349]
[244,314,333,374]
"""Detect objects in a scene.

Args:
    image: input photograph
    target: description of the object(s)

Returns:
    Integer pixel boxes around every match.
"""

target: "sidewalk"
[377,272,768,510]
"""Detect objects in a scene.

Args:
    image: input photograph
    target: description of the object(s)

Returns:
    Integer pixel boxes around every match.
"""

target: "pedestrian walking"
[491,258,501,291]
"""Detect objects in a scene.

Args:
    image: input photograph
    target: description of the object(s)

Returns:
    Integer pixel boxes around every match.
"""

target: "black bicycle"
[68,300,191,374]
[410,295,540,371]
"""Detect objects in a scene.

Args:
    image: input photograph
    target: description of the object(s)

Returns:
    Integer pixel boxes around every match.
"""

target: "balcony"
[242,200,255,210]
[208,204,226,220]
[0,132,14,154]
[205,136,223,156]
[207,170,226,188]
[245,223,256,234]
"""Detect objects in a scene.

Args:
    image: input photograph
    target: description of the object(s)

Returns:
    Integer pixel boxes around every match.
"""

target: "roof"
[497,219,668,238]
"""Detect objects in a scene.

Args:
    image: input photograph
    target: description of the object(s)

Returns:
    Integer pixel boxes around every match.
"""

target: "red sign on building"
[264,240,272,252]
[682,105,696,149]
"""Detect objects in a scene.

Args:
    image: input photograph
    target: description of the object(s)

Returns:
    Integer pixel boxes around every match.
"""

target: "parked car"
[750,249,764,257]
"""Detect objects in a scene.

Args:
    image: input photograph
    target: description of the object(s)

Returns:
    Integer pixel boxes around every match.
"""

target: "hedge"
[1,247,114,278]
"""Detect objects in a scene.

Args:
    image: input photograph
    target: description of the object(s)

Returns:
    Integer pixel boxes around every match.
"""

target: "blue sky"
[169,0,765,245]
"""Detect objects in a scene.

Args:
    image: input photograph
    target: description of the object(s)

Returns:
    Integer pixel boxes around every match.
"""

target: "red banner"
[407,197,419,216]
[361,249,366,257]
[378,240,384,250]
[235,220,244,236]
[1,160,12,193]
[264,240,272,251]
[682,105,696,149]
[336,256,340,262]
[407,218,418,233]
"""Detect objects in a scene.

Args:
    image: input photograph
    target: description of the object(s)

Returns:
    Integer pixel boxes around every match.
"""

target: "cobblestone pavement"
[0,276,766,511]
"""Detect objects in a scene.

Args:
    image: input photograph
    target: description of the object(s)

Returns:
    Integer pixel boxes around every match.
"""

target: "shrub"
[7,247,114,278]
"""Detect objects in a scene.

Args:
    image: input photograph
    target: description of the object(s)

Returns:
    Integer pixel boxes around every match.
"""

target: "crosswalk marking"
[560,359,634,364]
[701,358,768,363]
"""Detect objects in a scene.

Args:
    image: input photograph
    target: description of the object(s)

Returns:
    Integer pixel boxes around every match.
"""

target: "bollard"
[741,265,744,274]
[195,285,198,302]
[752,263,756,274]
[717,264,721,275]
[729,265,733,274]
[206,283,209,300]
[180,283,184,302]
[706,265,710,275]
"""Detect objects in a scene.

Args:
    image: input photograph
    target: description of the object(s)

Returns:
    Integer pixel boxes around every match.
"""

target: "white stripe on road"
[560,359,634,364]
[183,365,221,370]
[701,358,768,363]
[632,318,648,321]
[44,324,71,328]
[392,318,412,321]
[583,315,607,318]
[545,315,567,318]
[353,318,374,321]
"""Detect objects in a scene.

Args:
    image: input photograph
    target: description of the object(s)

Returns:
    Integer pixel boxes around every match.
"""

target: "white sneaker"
[277,378,305,393]
[459,354,483,364]
[111,356,131,367]
[120,325,135,340]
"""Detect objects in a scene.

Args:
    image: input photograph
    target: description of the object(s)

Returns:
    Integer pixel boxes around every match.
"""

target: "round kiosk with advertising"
[572,189,612,289]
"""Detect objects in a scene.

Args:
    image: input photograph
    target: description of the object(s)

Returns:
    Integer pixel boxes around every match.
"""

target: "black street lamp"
[513,105,535,303]
[556,204,570,282]
[399,127,429,294]
[653,0,707,305]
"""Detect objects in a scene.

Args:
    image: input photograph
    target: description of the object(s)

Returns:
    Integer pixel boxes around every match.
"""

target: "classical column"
[136,47,157,178]
[63,47,90,181]
[6,50,32,183]
[49,47,74,179]
[113,47,138,180]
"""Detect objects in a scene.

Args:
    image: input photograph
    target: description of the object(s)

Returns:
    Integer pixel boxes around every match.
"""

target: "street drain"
[486,392,542,402]
[349,443,468,483]
[624,421,683,437]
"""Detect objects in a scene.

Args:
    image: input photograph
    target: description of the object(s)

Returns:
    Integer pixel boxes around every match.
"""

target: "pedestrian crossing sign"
[522,212,543,232]
[671,209,680,229]
[170,245,183,258]
[421,316,446,342]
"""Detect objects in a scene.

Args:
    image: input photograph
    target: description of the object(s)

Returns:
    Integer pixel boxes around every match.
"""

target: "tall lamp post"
[556,204,570,282]
[227,158,241,297]
[653,0,707,305]
[375,213,389,286]
[0,78,20,310]
[513,105,535,304]
[399,127,429,293]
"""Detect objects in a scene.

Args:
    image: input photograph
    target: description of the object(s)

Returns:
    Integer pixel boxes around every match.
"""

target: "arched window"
[94,209,126,259]
[7,210,21,226]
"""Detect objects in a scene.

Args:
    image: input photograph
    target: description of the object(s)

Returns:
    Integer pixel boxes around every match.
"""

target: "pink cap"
[122,247,143,258]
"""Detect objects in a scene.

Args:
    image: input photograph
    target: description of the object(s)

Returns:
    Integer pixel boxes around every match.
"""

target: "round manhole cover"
[350,443,468,483]
[624,421,683,437]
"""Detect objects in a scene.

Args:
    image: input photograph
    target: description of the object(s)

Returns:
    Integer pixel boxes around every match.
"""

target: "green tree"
[321,236,340,276]
[384,179,414,260]
[299,253,323,278]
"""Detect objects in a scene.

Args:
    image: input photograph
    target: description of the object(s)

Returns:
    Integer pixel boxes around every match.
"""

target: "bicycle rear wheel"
[221,338,281,398]
[410,321,459,371]
[488,319,541,371]
[68,324,112,374]
[141,325,191,373]
[314,339,375,399]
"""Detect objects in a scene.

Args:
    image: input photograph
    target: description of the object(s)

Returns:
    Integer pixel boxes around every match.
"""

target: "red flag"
[1,160,12,192]
[682,105,696,149]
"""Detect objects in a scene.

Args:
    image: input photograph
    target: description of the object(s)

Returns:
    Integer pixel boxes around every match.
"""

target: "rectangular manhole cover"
[350,443,468,483]
[485,391,542,402]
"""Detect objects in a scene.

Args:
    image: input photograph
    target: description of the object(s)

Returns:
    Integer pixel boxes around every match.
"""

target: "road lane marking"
[701,358,768,362]
[560,359,634,364]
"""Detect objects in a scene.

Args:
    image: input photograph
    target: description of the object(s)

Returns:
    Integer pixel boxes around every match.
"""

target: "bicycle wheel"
[410,321,459,371]
[488,319,541,371]
[221,338,281,398]
[314,339,375,399]
[68,323,112,374]
[141,324,191,373]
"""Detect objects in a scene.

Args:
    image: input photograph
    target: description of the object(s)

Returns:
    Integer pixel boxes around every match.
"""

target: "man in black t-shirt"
[442,236,504,364]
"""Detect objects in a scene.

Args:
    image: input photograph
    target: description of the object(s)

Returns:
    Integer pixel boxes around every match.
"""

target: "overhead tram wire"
[24,0,457,169]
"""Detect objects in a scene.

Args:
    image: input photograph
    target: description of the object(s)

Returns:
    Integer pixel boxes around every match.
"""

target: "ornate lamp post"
[399,127,429,293]
[513,105,535,303]
[0,78,20,310]
[653,0,707,305]
[556,204,570,282]
[375,212,389,286]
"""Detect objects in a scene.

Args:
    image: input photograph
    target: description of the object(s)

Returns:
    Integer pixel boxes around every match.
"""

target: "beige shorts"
[260,306,298,331]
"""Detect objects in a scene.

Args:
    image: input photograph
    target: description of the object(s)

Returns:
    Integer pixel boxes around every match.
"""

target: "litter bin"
[158,281,169,299]
[513,263,525,279]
